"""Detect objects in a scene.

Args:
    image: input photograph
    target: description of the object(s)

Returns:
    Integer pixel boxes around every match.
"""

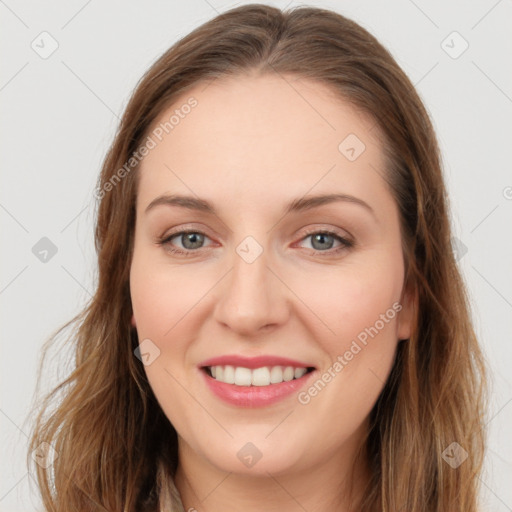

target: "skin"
[130,73,415,512]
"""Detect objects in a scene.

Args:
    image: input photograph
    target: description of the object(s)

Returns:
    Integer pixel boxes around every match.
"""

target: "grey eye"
[171,232,207,250]
[309,233,336,251]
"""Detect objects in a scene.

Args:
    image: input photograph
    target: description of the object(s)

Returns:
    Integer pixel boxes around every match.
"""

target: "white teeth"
[251,367,270,386]
[270,366,283,384]
[223,365,235,384]
[283,366,294,381]
[294,367,307,379]
[234,367,252,386]
[207,365,311,386]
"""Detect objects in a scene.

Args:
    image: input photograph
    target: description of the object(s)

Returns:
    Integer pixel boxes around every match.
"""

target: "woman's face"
[130,74,414,476]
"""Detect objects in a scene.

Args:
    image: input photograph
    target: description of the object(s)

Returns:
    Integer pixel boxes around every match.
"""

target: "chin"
[208,432,308,474]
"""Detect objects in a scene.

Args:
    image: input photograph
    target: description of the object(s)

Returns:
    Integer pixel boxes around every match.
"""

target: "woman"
[28,4,488,511]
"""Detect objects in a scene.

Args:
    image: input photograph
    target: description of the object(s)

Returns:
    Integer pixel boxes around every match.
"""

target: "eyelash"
[157,228,354,258]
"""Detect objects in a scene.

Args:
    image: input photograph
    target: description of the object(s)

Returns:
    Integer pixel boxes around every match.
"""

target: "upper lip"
[199,355,316,369]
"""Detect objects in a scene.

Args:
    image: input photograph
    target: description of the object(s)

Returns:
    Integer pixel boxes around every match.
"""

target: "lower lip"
[200,368,316,408]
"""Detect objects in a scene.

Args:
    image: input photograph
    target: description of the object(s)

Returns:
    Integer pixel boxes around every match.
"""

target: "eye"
[157,230,213,256]
[157,228,354,257]
[296,229,354,255]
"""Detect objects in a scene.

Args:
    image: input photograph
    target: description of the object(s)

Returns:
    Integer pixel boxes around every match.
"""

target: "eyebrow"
[144,193,376,218]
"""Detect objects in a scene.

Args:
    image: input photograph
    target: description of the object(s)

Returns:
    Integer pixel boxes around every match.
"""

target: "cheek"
[290,251,403,414]
[292,251,404,423]
[129,252,219,405]
[286,249,404,350]
[130,252,210,339]
[130,255,205,428]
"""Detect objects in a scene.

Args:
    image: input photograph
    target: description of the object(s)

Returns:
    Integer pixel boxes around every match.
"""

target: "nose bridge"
[213,235,288,334]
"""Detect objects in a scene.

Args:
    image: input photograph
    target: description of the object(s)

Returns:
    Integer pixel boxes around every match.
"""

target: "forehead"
[137,73,390,213]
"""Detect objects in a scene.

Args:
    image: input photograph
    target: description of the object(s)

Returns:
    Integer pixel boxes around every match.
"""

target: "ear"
[397,279,418,341]
[131,314,137,328]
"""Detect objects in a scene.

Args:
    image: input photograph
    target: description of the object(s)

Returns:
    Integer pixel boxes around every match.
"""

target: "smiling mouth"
[202,365,316,387]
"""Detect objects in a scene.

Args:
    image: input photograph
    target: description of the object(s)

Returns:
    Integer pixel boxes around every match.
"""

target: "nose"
[212,246,290,336]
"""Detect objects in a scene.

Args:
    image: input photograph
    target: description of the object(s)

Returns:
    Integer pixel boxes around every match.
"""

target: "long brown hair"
[28,4,488,511]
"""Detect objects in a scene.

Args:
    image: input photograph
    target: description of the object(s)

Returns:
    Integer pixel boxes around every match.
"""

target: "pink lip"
[198,354,317,408]
[199,354,315,369]
[201,370,315,407]
[200,369,316,407]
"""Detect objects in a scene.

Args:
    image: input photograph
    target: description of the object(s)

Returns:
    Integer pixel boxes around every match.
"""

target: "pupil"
[312,233,333,250]
[183,233,203,249]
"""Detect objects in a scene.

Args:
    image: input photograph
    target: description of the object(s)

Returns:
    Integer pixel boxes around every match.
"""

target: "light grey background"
[1,1,511,510]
